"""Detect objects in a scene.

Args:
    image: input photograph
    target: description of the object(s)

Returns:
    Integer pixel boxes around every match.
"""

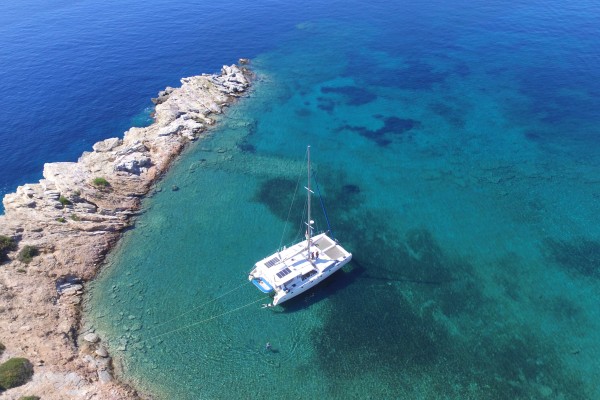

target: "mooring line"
[139,296,268,344]
[145,280,251,333]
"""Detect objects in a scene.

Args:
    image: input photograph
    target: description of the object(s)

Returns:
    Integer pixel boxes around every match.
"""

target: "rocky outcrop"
[0,63,251,399]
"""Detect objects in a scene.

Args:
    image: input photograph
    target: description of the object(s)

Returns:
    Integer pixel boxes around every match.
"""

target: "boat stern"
[251,277,274,293]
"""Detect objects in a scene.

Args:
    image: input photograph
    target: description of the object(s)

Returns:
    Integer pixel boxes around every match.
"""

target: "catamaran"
[249,146,352,306]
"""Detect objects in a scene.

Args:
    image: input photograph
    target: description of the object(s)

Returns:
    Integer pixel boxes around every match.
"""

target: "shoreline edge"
[0,61,252,399]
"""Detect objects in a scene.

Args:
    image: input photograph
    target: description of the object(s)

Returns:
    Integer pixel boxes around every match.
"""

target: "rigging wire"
[312,170,334,239]
[144,280,250,333]
[278,149,308,251]
[138,296,269,344]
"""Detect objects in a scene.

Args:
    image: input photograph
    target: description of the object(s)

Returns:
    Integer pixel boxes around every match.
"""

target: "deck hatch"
[264,256,281,268]
[276,267,292,279]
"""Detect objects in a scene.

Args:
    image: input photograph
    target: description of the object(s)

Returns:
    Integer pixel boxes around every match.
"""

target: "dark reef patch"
[430,101,465,128]
[320,86,377,106]
[305,187,587,398]
[237,140,256,153]
[316,96,336,113]
[253,177,305,224]
[344,55,448,90]
[254,170,366,229]
[453,62,471,77]
[255,165,588,398]
[295,108,311,117]
[338,116,420,146]
[524,130,545,142]
[544,294,586,324]
[341,184,360,195]
[543,237,600,279]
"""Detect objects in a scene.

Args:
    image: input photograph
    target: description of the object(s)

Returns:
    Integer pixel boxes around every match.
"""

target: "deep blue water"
[0,0,302,210]
[1,0,599,211]
[4,0,600,398]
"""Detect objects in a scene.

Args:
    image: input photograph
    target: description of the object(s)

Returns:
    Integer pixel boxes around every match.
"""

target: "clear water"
[7,0,599,398]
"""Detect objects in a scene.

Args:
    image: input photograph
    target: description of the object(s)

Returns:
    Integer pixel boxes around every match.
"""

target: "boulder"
[151,86,175,105]
[115,154,152,175]
[95,346,108,358]
[60,284,83,296]
[93,138,122,153]
[83,333,99,343]
[97,369,113,384]
[44,190,61,200]
[116,140,147,156]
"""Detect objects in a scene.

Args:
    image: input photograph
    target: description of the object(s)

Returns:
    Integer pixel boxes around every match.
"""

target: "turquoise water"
[85,1,600,399]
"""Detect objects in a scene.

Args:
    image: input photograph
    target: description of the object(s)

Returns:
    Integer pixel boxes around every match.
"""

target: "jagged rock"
[61,284,83,296]
[95,356,111,369]
[151,86,175,105]
[23,186,35,197]
[116,140,147,156]
[93,138,122,152]
[97,369,113,384]
[0,62,251,399]
[115,154,152,175]
[83,332,100,343]
[75,202,97,213]
[95,346,108,357]
[45,190,61,200]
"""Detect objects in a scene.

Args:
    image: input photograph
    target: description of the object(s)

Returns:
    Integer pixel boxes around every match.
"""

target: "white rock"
[44,190,61,200]
[115,154,152,175]
[97,369,113,384]
[93,138,122,152]
[23,186,35,197]
[83,332,99,343]
[59,283,83,295]
[116,140,147,156]
[95,346,109,357]
[75,202,97,213]
[157,124,181,137]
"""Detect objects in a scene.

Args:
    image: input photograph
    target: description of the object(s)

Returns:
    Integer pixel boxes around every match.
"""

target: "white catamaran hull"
[271,255,351,305]
[249,146,353,306]
[249,232,353,306]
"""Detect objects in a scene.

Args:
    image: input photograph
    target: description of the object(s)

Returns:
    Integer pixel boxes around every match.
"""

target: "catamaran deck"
[252,232,350,290]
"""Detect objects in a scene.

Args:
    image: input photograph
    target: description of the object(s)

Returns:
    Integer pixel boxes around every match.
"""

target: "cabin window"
[301,271,317,281]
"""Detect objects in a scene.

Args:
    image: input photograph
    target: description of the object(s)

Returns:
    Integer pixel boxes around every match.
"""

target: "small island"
[0,62,251,399]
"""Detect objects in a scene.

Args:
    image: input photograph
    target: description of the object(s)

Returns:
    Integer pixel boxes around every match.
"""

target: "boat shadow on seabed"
[272,260,365,313]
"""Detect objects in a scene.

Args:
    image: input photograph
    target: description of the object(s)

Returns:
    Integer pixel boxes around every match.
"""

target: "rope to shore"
[145,280,251,333]
[139,296,269,344]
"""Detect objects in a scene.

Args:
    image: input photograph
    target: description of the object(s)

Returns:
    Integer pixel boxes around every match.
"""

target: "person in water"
[265,342,272,351]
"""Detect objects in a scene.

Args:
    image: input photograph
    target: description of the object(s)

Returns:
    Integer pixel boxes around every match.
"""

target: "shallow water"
[77,0,600,398]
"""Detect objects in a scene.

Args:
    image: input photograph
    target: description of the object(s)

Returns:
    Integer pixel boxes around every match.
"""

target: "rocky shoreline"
[0,62,251,399]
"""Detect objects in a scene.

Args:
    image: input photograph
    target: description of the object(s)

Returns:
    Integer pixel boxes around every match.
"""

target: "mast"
[306,145,311,258]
